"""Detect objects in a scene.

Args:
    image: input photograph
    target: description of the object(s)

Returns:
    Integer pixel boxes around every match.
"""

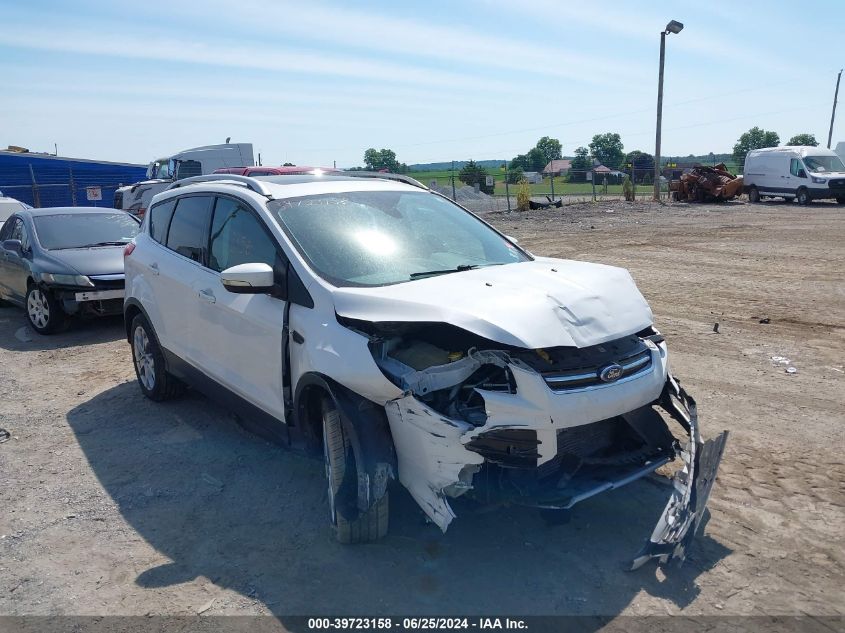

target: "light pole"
[654,19,684,202]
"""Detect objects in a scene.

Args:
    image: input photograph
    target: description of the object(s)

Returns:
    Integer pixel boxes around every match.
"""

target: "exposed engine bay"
[337,317,728,568]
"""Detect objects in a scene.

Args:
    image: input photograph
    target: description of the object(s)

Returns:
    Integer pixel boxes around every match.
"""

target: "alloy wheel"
[133,325,156,391]
[27,289,50,329]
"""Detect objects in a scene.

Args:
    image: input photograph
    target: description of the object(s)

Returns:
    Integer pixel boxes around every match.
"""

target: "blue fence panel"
[0,152,146,208]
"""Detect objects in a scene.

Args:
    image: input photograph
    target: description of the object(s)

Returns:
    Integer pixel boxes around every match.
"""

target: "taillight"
[124,242,136,258]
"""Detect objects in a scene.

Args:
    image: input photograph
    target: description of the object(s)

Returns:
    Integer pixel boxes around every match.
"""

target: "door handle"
[198,289,216,303]
[149,262,159,276]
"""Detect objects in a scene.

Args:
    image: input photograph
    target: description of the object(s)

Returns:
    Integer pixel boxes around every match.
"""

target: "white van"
[743,146,845,205]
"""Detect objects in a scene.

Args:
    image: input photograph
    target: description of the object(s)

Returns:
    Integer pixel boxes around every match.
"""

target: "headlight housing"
[40,273,94,287]
[811,176,827,184]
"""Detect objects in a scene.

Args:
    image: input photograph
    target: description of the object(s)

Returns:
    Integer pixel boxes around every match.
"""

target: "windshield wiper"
[81,241,130,247]
[410,264,482,279]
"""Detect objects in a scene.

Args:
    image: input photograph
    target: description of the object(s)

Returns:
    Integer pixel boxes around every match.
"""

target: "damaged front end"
[343,318,727,568]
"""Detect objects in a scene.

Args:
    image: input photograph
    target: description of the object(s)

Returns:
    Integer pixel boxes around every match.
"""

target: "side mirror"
[221,263,275,294]
[797,169,807,178]
[3,239,22,256]
[505,234,519,244]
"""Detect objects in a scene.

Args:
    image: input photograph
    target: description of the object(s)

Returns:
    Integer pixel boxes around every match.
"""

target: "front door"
[0,218,31,302]
[189,196,287,422]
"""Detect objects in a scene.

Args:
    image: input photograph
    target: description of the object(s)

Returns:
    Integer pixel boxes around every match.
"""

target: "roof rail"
[340,171,429,190]
[165,174,274,197]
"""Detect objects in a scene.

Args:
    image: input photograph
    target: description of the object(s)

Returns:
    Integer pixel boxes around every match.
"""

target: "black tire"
[321,398,388,543]
[25,285,65,334]
[747,186,760,203]
[796,187,811,206]
[130,314,184,401]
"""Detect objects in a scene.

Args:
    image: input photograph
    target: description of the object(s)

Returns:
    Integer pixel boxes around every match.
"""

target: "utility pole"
[549,165,555,201]
[654,20,683,202]
[451,160,456,201]
[828,69,842,149]
[504,161,511,212]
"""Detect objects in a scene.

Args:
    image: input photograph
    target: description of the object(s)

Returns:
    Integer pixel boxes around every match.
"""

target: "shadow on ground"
[0,306,124,352]
[67,383,730,626]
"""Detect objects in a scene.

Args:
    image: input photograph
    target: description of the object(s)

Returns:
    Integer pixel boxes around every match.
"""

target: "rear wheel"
[747,186,760,203]
[796,187,811,206]
[26,285,64,334]
[321,398,388,543]
[131,314,184,401]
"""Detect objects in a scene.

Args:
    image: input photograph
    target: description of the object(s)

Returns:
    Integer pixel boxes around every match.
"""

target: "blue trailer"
[0,151,146,208]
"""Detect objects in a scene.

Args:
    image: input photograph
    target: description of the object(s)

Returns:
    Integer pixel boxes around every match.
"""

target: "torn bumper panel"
[385,371,727,569]
[630,377,729,570]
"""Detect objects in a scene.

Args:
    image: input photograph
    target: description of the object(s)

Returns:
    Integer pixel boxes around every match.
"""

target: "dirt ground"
[0,199,843,624]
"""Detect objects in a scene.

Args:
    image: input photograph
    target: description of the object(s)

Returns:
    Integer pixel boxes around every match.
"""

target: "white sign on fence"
[86,186,102,201]
[485,175,494,187]
[586,171,593,181]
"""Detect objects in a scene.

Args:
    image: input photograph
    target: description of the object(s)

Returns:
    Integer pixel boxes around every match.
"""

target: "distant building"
[542,159,572,176]
[522,171,543,184]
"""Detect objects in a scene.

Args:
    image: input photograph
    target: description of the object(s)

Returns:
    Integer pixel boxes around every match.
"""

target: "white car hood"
[331,257,653,349]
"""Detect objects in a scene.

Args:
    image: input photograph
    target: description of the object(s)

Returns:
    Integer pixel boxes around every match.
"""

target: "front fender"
[294,373,395,521]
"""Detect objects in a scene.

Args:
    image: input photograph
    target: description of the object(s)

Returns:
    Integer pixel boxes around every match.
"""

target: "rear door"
[147,195,214,360]
[0,217,19,299]
[0,217,30,302]
[188,195,288,421]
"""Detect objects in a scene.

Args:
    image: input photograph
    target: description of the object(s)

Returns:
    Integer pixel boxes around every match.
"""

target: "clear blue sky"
[1,0,842,167]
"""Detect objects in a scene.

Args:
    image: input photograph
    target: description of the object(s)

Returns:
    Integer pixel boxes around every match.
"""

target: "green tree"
[569,146,592,183]
[526,147,546,171]
[589,133,624,169]
[733,127,780,166]
[786,133,818,147]
[624,150,655,184]
[509,153,530,171]
[505,165,524,184]
[535,136,563,164]
[363,148,402,172]
[458,160,494,194]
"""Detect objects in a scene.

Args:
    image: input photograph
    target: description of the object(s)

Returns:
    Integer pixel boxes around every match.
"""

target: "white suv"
[123,173,727,568]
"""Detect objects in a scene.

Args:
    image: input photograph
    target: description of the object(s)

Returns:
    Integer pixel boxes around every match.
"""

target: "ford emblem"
[599,363,624,382]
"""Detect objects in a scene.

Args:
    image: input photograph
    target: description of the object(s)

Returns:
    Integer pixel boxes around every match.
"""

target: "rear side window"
[149,199,176,244]
[0,216,16,240]
[209,197,279,272]
[166,196,213,264]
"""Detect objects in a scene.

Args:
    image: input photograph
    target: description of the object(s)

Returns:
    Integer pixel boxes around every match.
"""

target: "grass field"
[409,169,638,197]
[408,161,742,197]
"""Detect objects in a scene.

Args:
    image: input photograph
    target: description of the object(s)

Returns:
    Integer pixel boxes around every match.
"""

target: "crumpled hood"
[331,257,653,349]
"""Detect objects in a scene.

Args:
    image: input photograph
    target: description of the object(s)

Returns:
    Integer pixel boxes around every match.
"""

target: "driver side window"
[790,159,804,177]
[208,197,281,273]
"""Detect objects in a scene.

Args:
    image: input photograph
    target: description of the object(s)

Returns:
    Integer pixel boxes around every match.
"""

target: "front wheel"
[26,285,65,334]
[796,187,811,206]
[321,398,388,543]
[747,186,760,203]
[131,314,184,401]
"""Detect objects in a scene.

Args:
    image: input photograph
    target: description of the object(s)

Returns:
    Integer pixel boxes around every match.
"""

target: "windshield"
[270,190,529,287]
[803,155,845,173]
[33,213,140,250]
[146,159,173,180]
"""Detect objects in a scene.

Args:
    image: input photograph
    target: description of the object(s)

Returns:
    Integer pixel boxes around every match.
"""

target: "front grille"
[542,346,652,391]
[829,178,845,190]
[89,274,125,290]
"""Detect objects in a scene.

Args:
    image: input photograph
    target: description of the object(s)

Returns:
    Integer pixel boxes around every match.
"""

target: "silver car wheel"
[27,288,50,329]
[133,325,156,391]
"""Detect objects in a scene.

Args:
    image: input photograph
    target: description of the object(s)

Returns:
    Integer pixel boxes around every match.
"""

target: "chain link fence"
[0,156,145,208]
